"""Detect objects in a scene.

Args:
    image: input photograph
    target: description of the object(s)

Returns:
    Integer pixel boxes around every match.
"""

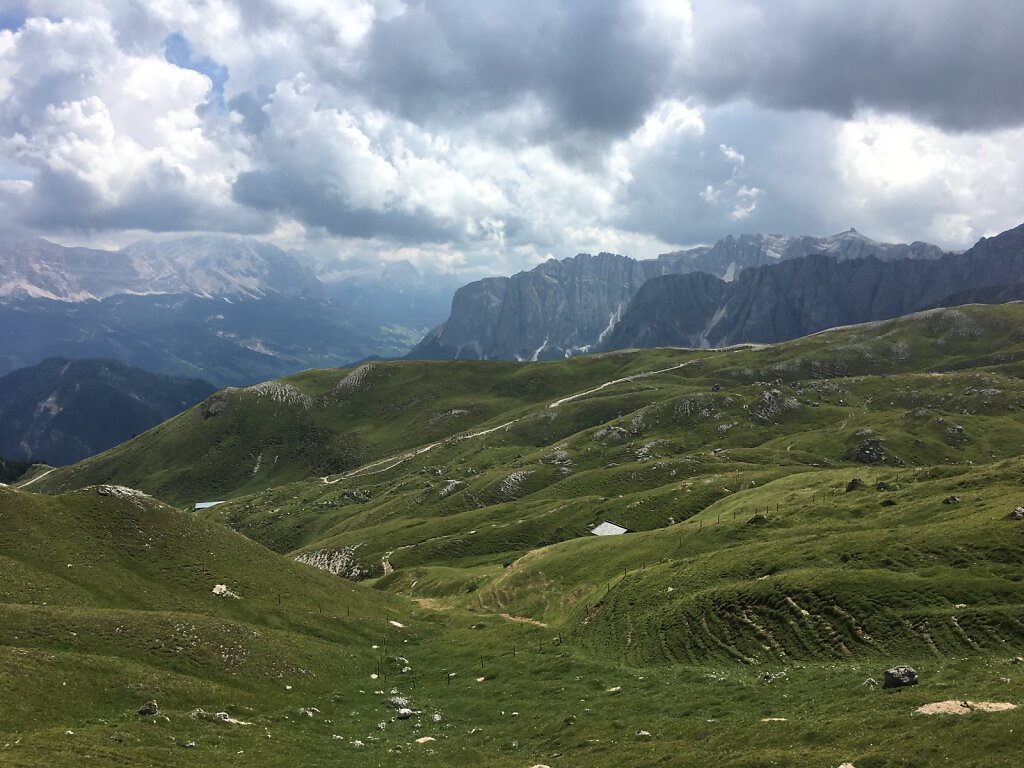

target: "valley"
[8,303,1024,765]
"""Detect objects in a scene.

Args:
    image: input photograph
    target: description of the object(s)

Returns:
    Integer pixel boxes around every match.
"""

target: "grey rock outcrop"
[138,700,159,716]
[883,666,919,688]
[855,439,886,464]
[409,252,669,361]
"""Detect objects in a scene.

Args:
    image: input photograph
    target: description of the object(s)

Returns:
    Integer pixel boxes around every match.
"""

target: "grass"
[7,303,1024,765]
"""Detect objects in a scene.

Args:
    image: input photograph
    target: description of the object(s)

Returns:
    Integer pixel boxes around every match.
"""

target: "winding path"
[321,359,699,485]
[546,361,695,408]
[15,467,55,489]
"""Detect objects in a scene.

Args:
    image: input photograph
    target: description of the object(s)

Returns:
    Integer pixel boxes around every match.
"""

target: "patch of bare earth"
[915,700,1018,715]
[499,612,548,628]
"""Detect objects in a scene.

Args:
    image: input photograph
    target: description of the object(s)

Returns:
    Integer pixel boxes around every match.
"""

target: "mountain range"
[408,229,947,361]
[0,234,460,386]
[602,222,1024,350]
[0,357,215,465]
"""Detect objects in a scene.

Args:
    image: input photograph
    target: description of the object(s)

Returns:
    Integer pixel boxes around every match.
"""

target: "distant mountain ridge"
[408,229,947,361]
[601,222,1024,350]
[0,234,322,301]
[0,234,461,385]
[659,228,945,281]
[0,357,215,465]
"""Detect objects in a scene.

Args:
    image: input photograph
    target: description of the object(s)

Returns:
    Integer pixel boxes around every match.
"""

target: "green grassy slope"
[32,350,692,504]
[3,484,1024,767]
[7,303,1024,765]
[173,304,1023,575]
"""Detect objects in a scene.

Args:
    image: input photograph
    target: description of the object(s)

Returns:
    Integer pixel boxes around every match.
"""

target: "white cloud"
[834,113,1024,246]
[0,1,1022,272]
[0,15,255,230]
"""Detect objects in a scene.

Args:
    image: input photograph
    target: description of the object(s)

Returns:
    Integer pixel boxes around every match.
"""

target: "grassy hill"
[12,302,1024,765]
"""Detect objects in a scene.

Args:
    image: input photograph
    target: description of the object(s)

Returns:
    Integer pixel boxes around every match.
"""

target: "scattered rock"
[212,584,241,599]
[352,739,365,748]
[944,424,968,445]
[297,707,319,718]
[942,495,961,505]
[880,499,897,507]
[606,686,622,694]
[862,678,878,687]
[396,708,414,720]
[415,736,435,744]
[96,485,156,506]
[746,513,770,526]
[181,741,196,749]
[201,393,230,419]
[875,481,891,491]
[855,439,885,464]
[294,546,368,580]
[1010,507,1024,521]
[431,713,442,723]
[883,666,919,688]
[845,478,865,492]
[138,700,158,716]
[636,729,652,737]
[388,696,410,710]
[760,671,787,683]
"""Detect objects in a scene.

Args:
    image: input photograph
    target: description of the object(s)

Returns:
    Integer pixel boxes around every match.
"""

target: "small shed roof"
[591,520,629,536]
[194,501,226,510]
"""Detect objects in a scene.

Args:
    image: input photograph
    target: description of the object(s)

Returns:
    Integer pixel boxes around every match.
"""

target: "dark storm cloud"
[21,165,269,235]
[687,0,1024,132]
[353,0,684,139]
[232,170,457,243]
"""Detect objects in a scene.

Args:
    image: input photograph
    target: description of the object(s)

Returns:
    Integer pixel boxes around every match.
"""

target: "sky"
[1,0,1023,275]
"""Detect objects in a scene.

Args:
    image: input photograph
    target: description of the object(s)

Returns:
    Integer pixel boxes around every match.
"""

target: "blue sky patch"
[163,32,229,110]
[0,7,29,32]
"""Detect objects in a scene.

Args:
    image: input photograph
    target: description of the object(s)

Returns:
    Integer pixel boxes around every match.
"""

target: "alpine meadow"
[3,2,1024,767]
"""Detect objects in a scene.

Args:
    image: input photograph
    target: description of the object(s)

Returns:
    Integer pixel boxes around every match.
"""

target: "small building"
[194,501,226,510]
[590,520,629,536]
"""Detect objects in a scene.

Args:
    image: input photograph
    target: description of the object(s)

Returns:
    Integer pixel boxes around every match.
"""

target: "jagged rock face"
[603,223,1024,351]
[658,229,945,282]
[408,229,946,362]
[409,252,668,361]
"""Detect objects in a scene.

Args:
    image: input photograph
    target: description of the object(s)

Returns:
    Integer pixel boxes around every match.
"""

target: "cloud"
[686,0,1024,132]
[1,1,1023,272]
[0,15,263,234]
[354,0,692,140]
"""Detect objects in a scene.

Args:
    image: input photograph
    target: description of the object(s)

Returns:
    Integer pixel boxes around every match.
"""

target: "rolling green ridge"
[10,302,1024,765]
